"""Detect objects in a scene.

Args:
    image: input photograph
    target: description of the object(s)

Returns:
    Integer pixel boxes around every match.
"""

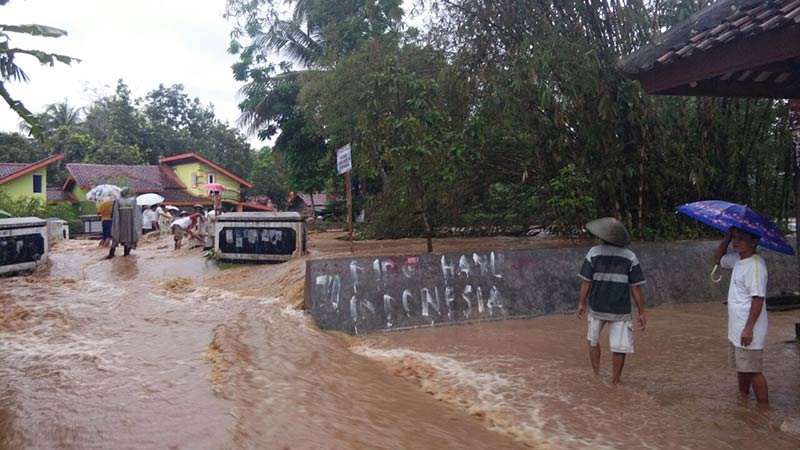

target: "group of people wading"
[96,188,211,258]
[577,217,771,405]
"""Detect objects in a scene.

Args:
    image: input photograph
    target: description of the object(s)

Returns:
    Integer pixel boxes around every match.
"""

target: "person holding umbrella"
[712,227,769,405]
[677,200,795,405]
[86,184,122,248]
[203,183,226,214]
[97,200,114,247]
[677,200,795,406]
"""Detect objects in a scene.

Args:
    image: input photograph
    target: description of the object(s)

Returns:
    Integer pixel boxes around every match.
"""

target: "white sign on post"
[336,144,352,175]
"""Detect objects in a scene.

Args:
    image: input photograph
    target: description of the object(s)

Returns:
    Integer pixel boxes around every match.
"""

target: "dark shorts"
[101,220,112,239]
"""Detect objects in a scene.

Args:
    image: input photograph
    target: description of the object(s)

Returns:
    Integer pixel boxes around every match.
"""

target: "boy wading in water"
[577,217,647,384]
[712,227,769,405]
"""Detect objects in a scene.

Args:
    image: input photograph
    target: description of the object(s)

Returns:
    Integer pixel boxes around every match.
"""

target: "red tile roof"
[655,0,800,66]
[0,163,27,180]
[0,154,64,185]
[46,188,78,204]
[621,0,800,74]
[64,164,186,191]
[159,153,253,188]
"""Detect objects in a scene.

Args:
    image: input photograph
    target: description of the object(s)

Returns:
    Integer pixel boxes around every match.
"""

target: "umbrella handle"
[710,264,722,283]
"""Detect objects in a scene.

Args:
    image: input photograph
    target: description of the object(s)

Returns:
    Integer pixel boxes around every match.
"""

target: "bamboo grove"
[225,0,794,240]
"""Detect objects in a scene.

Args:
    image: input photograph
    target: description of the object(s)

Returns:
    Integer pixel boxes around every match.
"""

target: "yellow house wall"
[0,169,47,201]
[71,185,88,202]
[170,162,243,200]
[68,184,96,215]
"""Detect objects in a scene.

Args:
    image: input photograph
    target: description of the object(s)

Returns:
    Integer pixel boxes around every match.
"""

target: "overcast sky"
[0,0,263,147]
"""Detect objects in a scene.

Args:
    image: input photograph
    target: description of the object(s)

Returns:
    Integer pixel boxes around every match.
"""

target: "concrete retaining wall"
[305,241,798,334]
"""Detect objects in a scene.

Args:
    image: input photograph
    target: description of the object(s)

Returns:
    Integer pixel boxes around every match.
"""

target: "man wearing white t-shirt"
[170,213,203,250]
[712,227,769,405]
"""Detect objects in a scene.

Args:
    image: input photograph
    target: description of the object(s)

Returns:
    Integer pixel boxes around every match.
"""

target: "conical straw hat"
[585,217,631,247]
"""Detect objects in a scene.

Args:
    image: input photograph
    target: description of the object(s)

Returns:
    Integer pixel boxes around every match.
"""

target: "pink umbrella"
[202,183,226,191]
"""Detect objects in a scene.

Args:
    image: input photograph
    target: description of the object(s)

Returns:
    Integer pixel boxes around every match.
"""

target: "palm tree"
[43,100,84,129]
[18,100,84,137]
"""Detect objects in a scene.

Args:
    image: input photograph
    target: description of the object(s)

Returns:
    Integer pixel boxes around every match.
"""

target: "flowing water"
[1,239,799,449]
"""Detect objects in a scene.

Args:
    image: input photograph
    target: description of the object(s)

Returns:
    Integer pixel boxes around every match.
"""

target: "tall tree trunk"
[790,100,800,292]
[417,181,434,254]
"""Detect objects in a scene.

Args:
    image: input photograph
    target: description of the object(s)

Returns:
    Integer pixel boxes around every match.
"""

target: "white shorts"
[587,316,634,354]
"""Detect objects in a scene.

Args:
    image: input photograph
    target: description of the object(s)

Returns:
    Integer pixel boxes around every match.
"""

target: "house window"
[207,173,216,184]
[32,173,43,194]
[191,173,198,188]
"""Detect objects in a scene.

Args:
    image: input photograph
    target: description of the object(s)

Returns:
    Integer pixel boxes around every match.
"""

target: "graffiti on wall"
[218,227,296,255]
[313,252,508,333]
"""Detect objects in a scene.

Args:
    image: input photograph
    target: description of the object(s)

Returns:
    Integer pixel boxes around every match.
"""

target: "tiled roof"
[0,154,64,185]
[46,188,78,204]
[65,164,186,191]
[658,0,800,66]
[620,0,800,74]
[0,163,28,180]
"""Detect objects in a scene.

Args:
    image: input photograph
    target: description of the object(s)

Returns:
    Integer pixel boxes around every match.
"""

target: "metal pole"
[346,171,353,254]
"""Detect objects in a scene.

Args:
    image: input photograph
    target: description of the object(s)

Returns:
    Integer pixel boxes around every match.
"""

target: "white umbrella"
[86,184,122,202]
[136,193,165,206]
[164,205,180,212]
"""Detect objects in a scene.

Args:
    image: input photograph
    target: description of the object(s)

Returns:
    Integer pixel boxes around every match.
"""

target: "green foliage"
[85,141,144,165]
[461,182,544,228]
[249,148,290,209]
[546,164,595,236]
[0,191,80,231]
[224,0,795,240]
[0,131,47,162]
[2,79,260,197]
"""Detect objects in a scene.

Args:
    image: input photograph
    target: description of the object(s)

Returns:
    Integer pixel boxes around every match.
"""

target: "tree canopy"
[226,0,793,241]
[1,80,258,194]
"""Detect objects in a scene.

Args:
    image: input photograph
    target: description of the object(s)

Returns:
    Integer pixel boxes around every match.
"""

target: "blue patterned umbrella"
[676,200,794,256]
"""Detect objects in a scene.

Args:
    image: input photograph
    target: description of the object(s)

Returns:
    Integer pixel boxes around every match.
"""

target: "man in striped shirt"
[577,217,647,384]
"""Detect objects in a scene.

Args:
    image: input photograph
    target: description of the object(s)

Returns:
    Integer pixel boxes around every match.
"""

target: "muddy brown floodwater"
[1,232,799,449]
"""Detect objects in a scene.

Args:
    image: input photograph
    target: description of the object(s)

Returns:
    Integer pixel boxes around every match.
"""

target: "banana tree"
[0,4,79,140]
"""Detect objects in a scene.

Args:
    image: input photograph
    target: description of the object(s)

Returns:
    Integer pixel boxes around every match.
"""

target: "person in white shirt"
[712,227,769,405]
[142,205,159,234]
[170,213,203,250]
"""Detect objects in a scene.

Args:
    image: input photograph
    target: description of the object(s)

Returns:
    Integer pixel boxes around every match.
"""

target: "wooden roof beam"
[635,24,800,95]
[653,76,800,98]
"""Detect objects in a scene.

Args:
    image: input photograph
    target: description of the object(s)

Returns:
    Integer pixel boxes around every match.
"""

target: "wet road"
[1,238,799,449]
